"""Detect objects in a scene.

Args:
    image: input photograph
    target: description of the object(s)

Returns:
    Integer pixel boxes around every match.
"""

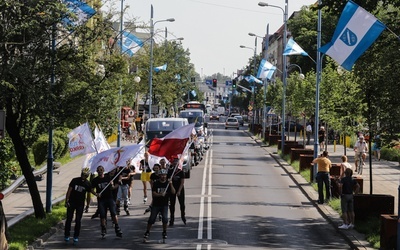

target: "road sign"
[248,105,253,111]
[248,111,253,116]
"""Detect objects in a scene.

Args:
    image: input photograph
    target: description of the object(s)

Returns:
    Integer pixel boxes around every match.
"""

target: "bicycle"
[356,151,365,175]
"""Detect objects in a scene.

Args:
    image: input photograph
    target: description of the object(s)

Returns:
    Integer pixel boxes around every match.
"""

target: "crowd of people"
[63,154,187,243]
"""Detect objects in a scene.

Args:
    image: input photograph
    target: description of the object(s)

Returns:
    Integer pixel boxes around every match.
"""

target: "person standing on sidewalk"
[91,166,123,238]
[312,151,332,204]
[143,169,175,242]
[318,126,326,151]
[338,168,360,229]
[306,123,312,145]
[64,168,92,243]
[168,159,186,226]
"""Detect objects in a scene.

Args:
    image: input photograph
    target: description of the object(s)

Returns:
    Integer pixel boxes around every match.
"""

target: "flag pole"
[98,144,145,196]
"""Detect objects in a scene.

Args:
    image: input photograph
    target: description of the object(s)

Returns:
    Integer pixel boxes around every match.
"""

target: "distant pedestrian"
[306,123,312,145]
[64,168,91,243]
[313,151,332,204]
[338,168,360,229]
[372,135,381,161]
[127,164,136,205]
[318,126,326,151]
[143,169,176,242]
[140,152,152,204]
[91,166,123,238]
[354,135,368,173]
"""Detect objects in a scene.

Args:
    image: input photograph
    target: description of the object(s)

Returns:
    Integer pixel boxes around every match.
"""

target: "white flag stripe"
[325,7,377,65]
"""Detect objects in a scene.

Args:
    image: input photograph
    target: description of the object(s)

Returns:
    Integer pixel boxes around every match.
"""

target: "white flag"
[68,122,96,158]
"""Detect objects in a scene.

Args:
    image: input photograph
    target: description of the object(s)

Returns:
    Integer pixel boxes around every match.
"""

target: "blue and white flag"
[175,74,181,80]
[245,75,263,84]
[191,90,197,97]
[154,63,167,72]
[120,31,144,57]
[62,0,96,27]
[257,59,276,80]
[283,38,308,56]
[319,0,386,71]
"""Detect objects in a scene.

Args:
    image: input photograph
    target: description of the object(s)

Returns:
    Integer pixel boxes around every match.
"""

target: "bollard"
[334,140,336,152]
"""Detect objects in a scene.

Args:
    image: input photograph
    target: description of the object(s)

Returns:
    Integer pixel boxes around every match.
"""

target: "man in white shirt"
[306,123,312,145]
[354,135,368,172]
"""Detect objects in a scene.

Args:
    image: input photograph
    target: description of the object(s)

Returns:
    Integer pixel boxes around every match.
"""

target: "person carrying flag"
[168,157,186,226]
[143,169,175,242]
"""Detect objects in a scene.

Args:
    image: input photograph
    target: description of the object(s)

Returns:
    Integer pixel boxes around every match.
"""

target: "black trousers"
[169,187,185,221]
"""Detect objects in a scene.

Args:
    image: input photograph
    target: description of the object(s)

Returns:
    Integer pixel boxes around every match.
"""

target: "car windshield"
[227,118,237,122]
[147,121,186,131]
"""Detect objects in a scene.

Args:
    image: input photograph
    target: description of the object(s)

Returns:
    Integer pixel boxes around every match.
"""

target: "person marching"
[143,163,161,215]
[116,163,134,216]
[143,169,175,242]
[168,158,186,226]
[91,165,123,238]
[64,168,91,244]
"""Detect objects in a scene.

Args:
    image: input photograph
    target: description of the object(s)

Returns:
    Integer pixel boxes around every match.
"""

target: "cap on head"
[81,168,90,177]
[359,136,364,139]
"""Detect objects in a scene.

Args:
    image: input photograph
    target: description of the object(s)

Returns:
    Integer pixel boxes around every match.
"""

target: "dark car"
[269,121,304,132]
[234,115,244,126]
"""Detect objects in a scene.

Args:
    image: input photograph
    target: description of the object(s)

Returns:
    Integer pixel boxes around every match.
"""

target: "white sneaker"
[127,199,131,205]
[338,224,349,229]
[348,223,354,229]
[143,197,147,203]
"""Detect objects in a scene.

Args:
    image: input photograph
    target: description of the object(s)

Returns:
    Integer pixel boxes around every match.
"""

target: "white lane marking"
[197,135,213,249]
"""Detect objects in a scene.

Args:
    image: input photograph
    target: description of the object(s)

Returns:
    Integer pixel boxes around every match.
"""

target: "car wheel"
[225,127,227,129]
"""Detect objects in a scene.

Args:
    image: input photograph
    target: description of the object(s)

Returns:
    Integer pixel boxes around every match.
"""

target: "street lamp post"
[239,44,257,129]
[149,5,175,121]
[249,32,268,140]
[288,64,305,79]
[259,0,288,154]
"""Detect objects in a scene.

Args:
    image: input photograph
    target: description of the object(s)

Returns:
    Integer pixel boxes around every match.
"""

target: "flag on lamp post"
[62,0,96,27]
[283,38,309,56]
[319,0,386,71]
[257,59,276,80]
[119,31,144,57]
[245,75,263,84]
[154,63,167,72]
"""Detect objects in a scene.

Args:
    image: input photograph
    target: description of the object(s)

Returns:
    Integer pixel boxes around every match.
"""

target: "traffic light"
[232,79,237,88]
[212,78,217,87]
[191,77,196,83]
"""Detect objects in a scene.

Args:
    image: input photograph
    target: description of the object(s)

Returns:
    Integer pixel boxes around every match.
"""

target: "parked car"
[225,117,239,130]
[234,115,244,126]
[229,113,240,117]
[269,121,304,132]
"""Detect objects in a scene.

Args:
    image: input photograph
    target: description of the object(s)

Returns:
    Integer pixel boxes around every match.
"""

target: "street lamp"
[259,0,288,153]
[249,32,268,140]
[149,5,175,121]
[240,44,257,128]
[288,64,305,79]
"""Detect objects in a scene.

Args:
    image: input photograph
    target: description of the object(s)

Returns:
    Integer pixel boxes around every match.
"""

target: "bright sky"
[115,0,316,78]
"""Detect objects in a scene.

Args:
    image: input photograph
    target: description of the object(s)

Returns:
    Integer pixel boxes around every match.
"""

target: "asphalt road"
[41,121,352,249]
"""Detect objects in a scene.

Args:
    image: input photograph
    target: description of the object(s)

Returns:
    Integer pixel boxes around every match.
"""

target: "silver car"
[225,117,239,130]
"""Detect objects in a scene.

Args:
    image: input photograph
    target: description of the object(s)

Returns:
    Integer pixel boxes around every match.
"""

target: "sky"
[105,0,317,78]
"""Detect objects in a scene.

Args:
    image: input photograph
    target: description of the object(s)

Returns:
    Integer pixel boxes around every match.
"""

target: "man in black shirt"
[91,165,123,238]
[143,169,175,242]
[338,168,360,229]
[64,168,91,243]
[168,159,186,226]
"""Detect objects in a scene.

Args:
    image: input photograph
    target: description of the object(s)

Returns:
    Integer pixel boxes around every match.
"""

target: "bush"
[381,147,400,162]
[31,135,48,166]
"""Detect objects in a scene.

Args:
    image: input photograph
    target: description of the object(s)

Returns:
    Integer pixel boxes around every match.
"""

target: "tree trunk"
[5,103,46,219]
